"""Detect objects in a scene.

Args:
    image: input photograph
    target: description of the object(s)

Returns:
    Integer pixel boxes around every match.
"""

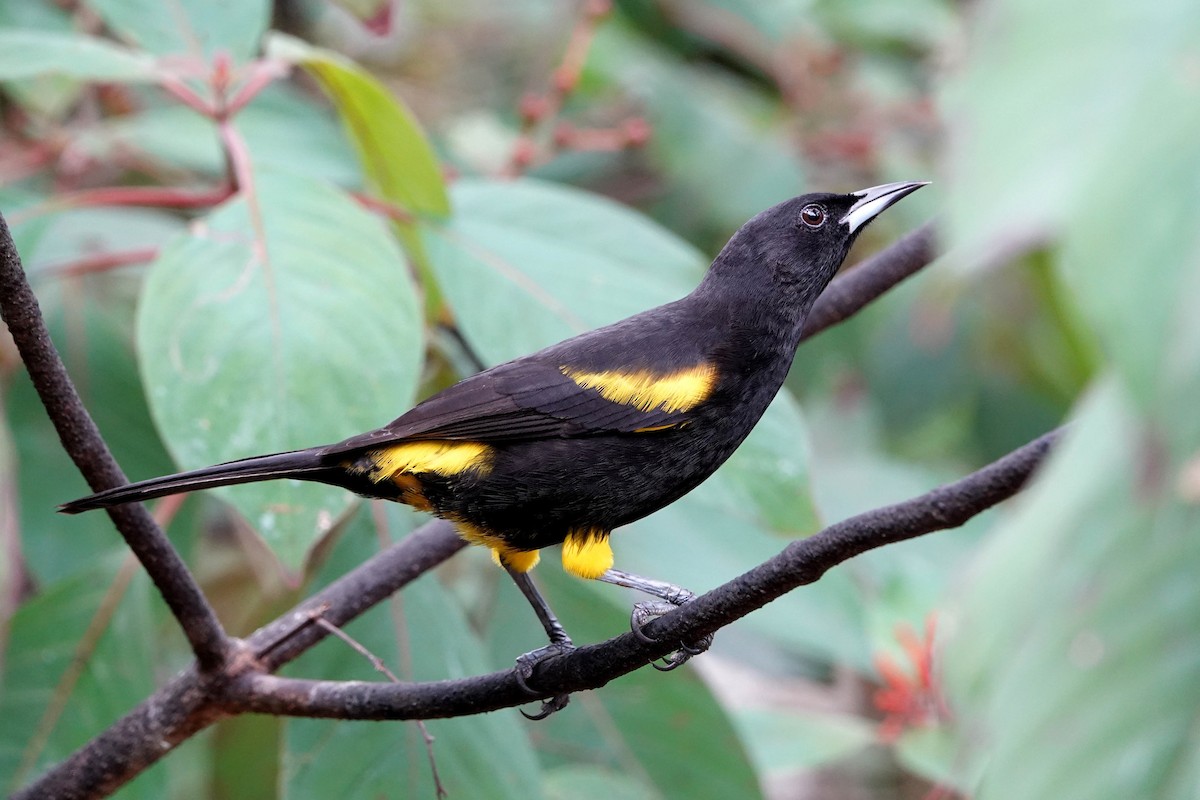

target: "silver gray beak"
[840,181,929,233]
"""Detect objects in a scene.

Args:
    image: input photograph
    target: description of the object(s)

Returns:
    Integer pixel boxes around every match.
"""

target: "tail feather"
[58,449,330,514]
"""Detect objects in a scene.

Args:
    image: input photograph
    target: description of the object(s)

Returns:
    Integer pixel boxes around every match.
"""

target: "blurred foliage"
[0,0,1196,798]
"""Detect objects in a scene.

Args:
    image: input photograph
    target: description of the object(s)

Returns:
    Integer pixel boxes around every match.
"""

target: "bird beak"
[840,181,929,233]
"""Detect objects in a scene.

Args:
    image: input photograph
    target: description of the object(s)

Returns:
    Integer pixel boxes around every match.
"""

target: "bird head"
[698,181,928,320]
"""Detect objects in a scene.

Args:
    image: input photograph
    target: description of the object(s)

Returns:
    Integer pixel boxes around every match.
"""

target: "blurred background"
[1,0,1198,798]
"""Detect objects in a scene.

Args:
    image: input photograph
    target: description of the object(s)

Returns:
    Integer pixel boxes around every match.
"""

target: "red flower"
[872,613,950,742]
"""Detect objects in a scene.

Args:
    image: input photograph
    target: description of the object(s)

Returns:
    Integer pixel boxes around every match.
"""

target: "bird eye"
[799,204,827,228]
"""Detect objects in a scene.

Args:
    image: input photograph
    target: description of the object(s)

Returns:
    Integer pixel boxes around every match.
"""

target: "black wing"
[322,357,702,457]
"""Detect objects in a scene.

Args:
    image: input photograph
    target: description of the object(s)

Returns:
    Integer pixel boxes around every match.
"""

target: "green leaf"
[894,725,973,791]
[0,3,87,117]
[0,30,155,81]
[265,32,450,220]
[940,0,1200,270]
[0,557,161,796]
[1057,60,1200,423]
[732,709,875,773]
[946,383,1200,799]
[137,170,422,571]
[281,507,542,799]
[543,765,658,800]
[423,177,706,365]
[88,0,269,60]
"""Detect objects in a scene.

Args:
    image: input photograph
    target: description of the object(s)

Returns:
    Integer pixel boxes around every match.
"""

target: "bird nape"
[60,180,927,717]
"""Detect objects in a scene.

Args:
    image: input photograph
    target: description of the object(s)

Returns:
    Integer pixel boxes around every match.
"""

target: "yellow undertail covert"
[561,530,614,579]
[456,521,542,572]
[560,363,717,413]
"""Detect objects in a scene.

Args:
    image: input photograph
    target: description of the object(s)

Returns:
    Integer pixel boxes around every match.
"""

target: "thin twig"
[312,615,448,799]
[42,247,160,278]
[46,184,235,212]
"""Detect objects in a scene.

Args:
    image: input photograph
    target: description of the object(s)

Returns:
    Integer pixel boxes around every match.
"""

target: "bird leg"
[504,565,573,719]
[596,567,713,671]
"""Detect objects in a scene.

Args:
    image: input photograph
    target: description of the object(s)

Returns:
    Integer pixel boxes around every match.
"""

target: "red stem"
[44,247,160,278]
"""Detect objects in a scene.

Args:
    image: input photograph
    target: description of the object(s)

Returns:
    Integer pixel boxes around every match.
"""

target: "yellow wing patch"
[560,530,613,580]
[361,440,492,483]
[560,363,717,414]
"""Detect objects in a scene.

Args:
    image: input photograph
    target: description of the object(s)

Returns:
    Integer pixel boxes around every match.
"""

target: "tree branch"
[222,427,1061,720]
[0,212,232,672]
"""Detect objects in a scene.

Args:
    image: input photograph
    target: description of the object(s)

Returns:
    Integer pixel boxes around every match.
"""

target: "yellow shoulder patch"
[561,363,717,414]
[560,530,613,580]
[362,440,492,483]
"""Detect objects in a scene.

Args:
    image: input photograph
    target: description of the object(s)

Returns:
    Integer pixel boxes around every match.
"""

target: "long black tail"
[58,448,331,514]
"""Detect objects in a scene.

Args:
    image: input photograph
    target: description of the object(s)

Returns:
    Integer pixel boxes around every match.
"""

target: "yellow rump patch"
[456,522,540,573]
[364,440,492,483]
[560,530,613,580]
[560,363,717,414]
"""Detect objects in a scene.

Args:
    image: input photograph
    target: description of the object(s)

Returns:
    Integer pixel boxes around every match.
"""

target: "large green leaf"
[940,0,1199,270]
[282,507,542,799]
[0,4,89,117]
[137,170,422,571]
[0,30,155,81]
[88,0,269,60]
[0,557,160,796]
[1056,65,1200,423]
[265,33,450,220]
[732,709,875,774]
[946,384,1200,799]
[941,4,1200,796]
[423,177,705,365]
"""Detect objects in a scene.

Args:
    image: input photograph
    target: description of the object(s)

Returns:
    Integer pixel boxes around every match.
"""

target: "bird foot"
[630,600,714,671]
[513,639,575,719]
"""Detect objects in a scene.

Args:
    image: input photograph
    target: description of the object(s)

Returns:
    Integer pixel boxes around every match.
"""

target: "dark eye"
[799,204,827,228]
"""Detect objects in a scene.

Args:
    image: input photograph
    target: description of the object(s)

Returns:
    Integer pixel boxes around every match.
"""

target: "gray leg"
[504,566,573,719]
[596,568,713,671]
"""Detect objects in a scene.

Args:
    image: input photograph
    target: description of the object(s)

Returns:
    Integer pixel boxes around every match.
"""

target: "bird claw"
[630,600,713,671]
[513,639,575,719]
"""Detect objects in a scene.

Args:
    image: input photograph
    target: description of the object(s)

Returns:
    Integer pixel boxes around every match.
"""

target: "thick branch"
[0,212,231,671]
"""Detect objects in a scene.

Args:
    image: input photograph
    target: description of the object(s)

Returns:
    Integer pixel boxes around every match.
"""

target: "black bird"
[61,181,926,714]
